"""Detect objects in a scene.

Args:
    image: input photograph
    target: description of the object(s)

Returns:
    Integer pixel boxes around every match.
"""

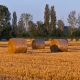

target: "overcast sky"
[0,0,80,25]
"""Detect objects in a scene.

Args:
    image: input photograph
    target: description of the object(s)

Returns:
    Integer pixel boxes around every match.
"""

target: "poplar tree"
[50,6,56,31]
[12,11,17,36]
[44,4,50,31]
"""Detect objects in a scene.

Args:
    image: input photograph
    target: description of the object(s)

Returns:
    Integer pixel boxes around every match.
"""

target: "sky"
[0,0,80,25]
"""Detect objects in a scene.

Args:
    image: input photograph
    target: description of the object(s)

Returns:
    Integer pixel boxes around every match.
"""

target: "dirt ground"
[0,40,80,80]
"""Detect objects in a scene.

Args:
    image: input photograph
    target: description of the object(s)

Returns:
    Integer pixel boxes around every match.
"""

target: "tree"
[50,5,56,32]
[12,11,17,29]
[63,26,70,37]
[0,5,11,39]
[17,18,31,38]
[77,13,80,29]
[71,30,80,37]
[1,22,12,39]
[51,28,64,37]
[28,21,37,38]
[57,20,64,31]
[12,11,17,37]
[44,4,50,31]
[0,27,2,39]
[19,13,33,32]
[17,19,25,33]
[67,10,77,34]
[36,21,46,37]
[0,5,11,27]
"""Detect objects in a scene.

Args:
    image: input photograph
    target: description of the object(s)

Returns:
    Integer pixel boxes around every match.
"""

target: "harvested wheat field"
[0,40,80,80]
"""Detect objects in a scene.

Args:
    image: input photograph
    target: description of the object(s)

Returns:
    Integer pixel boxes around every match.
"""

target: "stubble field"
[0,40,80,80]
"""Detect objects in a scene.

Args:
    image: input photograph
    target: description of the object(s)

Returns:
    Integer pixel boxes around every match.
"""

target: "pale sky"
[0,0,80,25]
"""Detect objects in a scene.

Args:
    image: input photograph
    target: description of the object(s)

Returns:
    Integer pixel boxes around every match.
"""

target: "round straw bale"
[32,39,45,49]
[8,38,27,53]
[50,39,68,52]
[72,39,76,42]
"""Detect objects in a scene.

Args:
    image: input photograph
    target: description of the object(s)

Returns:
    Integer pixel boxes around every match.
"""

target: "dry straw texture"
[25,38,31,42]
[48,38,52,41]
[0,41,80,79]
[78,39,80,41]
[25,38,34,42]
[72,39,76,42]
[8,38,27,53]
[50,39,68,52]
[31,38,34,41]
[32,39,45,49]
[67,39,71,42]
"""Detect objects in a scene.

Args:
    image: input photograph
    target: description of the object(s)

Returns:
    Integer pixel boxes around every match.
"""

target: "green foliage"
[0,5,11,39]
[17,19,26,33]
[0,5,11,27]
[71,30,80,37]
[44,4,50,31]
[28,21,37,38]
[12,11,17,29]
[19,13,33,32]
[0,27,3,39]
[67,10,77,34]
[51,28,64,37]
[17,32,30,38]
[36,21,47,37]
[57,20,64,31]
[63,26,71,37]
[77,14,80,28]
[12,11,17,37]
[50,5,56,32]
[1,23,12,39]
[1,4,80,39]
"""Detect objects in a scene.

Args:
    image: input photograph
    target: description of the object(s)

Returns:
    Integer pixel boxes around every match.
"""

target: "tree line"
[0,4,80,40]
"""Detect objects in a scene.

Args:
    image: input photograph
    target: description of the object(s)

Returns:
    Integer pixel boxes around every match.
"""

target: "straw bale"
[50,39,68,52]
[72,39,76,42]
[32,39,45,49]
[8,38,27,53]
